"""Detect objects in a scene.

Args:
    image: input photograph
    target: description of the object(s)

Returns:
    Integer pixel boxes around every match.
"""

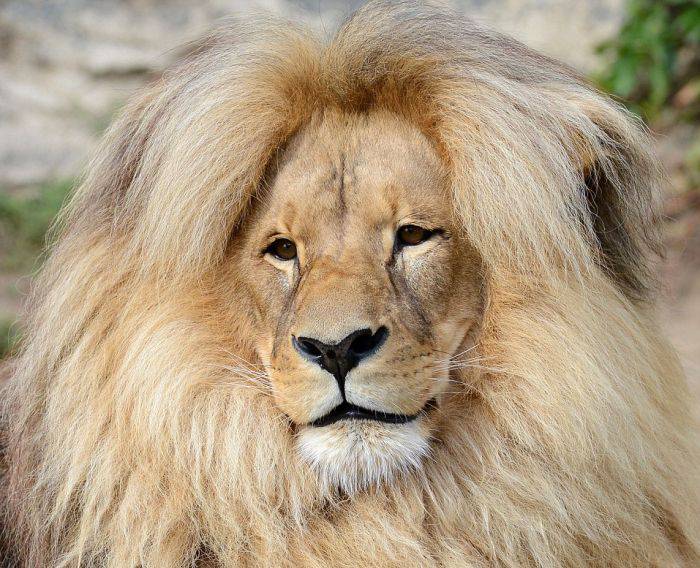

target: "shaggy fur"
[2,1,699,566]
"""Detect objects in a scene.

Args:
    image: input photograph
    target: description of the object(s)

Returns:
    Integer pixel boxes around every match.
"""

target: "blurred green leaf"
[597,0,700,120]
[0,179,74,272]
[0,317,21,359]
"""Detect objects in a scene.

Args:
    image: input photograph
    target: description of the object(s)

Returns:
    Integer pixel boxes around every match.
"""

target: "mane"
[2,1,698,566]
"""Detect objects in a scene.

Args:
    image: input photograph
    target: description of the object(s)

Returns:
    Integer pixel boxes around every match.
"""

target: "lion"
[1,1,699,566]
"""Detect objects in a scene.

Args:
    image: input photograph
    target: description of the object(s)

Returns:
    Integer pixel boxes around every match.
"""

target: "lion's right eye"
[396,225,433,247]
[265,238,297,261]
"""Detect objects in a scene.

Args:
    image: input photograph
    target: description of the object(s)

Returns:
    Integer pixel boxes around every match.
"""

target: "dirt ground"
[655,123,700,420]
[660,200,700,419]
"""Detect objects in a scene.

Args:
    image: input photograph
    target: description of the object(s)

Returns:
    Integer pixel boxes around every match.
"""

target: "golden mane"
[2,1,698,566]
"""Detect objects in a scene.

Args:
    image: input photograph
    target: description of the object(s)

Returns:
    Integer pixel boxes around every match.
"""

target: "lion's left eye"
[396,225,433,247]
[265,238,297,261]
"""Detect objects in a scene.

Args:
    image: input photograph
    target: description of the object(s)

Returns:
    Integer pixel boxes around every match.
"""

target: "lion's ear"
[575,108,662,300]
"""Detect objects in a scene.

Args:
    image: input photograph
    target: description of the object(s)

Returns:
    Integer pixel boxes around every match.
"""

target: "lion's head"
[229,109,482,491]
[2,2,699,566]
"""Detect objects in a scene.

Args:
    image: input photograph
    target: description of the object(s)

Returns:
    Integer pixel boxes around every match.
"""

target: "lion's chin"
[296,418,432,495]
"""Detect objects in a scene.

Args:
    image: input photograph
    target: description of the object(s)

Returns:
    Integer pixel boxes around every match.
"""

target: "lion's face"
[230,110,483,492]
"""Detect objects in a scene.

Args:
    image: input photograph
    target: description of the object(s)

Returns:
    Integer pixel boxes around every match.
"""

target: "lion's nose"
[292,327,389,391]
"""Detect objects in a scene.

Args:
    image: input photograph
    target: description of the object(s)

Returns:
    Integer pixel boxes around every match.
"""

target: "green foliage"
[597,0,700,119]
[0,317,21,360]
[0,179,74,272]
[0,179,73,358]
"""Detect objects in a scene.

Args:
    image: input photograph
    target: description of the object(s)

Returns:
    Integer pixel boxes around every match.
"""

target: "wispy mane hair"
[2,1,698,566]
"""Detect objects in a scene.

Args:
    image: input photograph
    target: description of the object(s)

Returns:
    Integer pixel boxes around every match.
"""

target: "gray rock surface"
[0,0,623,188]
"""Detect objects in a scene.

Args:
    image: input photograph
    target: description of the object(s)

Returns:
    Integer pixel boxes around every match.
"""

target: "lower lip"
[310,399,437,428]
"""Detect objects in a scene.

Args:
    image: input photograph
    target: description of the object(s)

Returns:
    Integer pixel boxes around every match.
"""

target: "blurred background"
[1,0,698,413]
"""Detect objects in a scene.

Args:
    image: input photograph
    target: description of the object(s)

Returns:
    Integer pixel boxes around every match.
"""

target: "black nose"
[293,327,389,391]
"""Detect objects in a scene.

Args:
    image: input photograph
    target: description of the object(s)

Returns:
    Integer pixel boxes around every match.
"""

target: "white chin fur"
[296,419,431,495]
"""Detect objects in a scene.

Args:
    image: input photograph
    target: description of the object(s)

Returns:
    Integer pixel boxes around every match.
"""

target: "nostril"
[294,337,323,358]
[301,341,322,357]
[348,330,374,354]
[349,326,389,356]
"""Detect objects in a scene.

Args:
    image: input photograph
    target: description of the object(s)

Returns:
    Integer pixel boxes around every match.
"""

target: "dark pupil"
[399,225,427,246]
[272,239,296,260]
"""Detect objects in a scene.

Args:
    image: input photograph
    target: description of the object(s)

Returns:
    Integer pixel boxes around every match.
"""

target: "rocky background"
[1,1,698,414]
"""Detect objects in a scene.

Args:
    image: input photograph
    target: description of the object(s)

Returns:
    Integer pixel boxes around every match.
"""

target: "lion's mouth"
[310,399,437,427]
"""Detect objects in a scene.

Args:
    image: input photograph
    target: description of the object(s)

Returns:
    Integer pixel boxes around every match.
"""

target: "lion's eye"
[265,238,297,261]
[396,225,432,247]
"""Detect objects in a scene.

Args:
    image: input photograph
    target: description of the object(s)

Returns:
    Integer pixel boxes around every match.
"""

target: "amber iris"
[267,238,297,260]
[397,225,431,247]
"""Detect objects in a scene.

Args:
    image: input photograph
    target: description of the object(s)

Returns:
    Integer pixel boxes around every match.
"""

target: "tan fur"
[1,2,699,566]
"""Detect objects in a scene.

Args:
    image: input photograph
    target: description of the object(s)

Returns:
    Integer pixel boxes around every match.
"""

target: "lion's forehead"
[259,111,451,247]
